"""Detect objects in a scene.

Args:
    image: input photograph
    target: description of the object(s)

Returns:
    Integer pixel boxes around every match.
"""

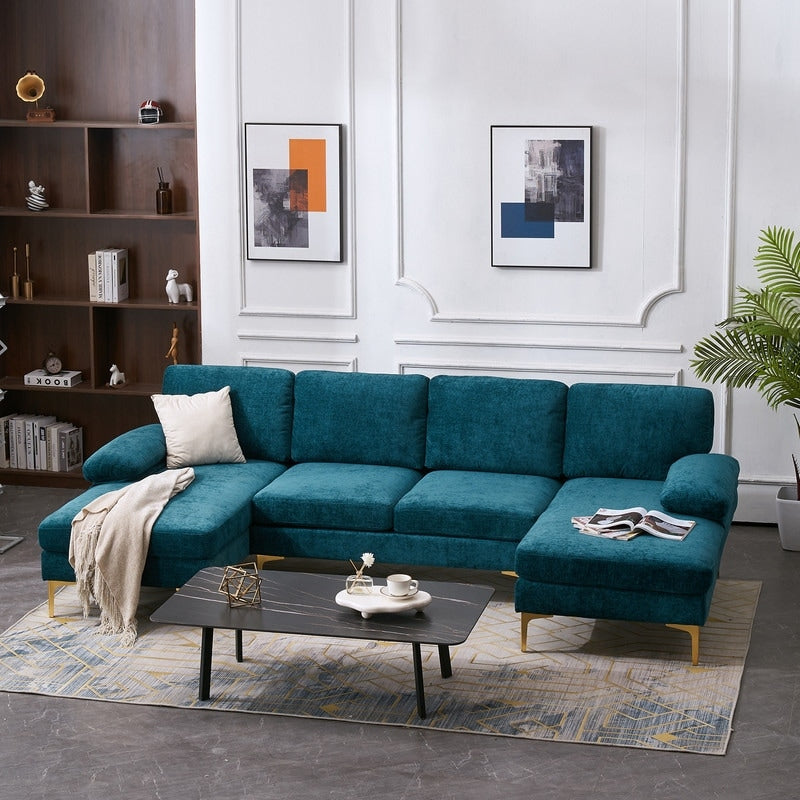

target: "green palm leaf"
[754,226,800,296]
[691,226,800,412]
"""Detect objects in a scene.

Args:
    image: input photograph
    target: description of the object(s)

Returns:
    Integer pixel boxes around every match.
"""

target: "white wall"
[196,0,798,524]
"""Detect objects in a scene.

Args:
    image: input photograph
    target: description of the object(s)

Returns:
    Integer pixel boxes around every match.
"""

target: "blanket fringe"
[94,570,137,646]
[71,521,102,619]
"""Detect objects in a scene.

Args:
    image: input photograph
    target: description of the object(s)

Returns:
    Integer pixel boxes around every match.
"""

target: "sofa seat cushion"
[252,462,423,532]
[514,477,728,597]
[394,470,561,542]
[39,460,286,560]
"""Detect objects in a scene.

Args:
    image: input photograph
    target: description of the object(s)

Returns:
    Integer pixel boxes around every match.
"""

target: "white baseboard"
[734,482,786,525]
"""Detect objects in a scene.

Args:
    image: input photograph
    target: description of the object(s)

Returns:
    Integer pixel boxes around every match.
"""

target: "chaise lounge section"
[513,383,740,664]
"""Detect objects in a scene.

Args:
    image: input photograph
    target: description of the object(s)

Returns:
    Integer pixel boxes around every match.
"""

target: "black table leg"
[438,644,452,678]
[411,642,426,718]
[235,629,243,662]
[199,626,214,701]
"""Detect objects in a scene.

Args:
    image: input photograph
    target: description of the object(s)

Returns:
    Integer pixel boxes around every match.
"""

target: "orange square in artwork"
[289,139,326,212]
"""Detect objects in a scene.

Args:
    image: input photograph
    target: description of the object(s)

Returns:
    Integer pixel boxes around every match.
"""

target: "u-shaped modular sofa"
[39,365,739,663]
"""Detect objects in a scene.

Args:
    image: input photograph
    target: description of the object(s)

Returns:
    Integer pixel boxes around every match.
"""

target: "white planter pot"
[776,486,800,551]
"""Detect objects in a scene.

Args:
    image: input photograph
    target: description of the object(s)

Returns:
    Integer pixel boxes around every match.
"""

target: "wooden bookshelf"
[0,0,199,487]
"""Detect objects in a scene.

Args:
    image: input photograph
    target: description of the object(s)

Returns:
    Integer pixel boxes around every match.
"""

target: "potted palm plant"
[691,225,800,549]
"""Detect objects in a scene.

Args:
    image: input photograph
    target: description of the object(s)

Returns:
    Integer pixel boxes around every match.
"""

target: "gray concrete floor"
[0,483,798,800]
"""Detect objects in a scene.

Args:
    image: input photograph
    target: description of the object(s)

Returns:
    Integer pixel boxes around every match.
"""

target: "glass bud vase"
[346,574,373,595]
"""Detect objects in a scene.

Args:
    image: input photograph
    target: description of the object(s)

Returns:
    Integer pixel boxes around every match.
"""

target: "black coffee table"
[150,567,493,718]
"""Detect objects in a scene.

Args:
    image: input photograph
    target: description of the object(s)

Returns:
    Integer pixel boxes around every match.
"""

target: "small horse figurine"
[165,269,193,304]
[109,364,126,386]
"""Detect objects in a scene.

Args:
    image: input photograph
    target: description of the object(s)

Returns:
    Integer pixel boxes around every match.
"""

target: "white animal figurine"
[109,364,126,386]
[165,269,193,304]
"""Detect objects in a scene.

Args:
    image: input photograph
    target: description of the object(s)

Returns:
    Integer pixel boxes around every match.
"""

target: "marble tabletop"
[151,567,493,646]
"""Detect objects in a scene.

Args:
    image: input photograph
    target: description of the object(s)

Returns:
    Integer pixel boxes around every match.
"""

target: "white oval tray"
[335,586,432,619]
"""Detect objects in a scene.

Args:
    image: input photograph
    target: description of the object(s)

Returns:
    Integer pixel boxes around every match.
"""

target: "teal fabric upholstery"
[425,375,567,477]
[661,453,740,525]
[41,532,249,590]
[38,480,130,553]
[250,525,518,572]
[39,481,130,554]
[38,461,285,587]
[514,478,728,597]
[82,424,166,483]
[394,470,561,542]
[563,383,714,480]
[39,366,740,640]
[162,364,294,463]
[253,462,422,532]
[291,370,428,468]
[514,576,715,627]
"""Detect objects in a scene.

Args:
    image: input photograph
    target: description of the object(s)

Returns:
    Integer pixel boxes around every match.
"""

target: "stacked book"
[0,413,84,472]
[88,247,129,302]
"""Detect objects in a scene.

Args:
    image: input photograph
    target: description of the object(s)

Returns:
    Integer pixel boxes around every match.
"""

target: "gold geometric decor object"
[218,562,262,608]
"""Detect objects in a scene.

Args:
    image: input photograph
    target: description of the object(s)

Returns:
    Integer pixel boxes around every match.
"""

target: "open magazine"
[571,507,696,541]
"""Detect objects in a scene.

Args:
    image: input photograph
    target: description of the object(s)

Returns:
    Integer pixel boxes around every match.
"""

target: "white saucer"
[379,586,419,599]
[335,586,432,619]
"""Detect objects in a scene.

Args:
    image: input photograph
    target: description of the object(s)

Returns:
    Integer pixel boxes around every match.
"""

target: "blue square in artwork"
[500,203,555,238]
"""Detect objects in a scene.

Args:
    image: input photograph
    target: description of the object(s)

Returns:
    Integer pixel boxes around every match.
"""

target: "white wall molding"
[398,360,682,384]
[395,335,683,354]
[718,0,741,457]
[241,356,358,372]
[393,0,689,328]
[237,0,357,320]
[238,331,358,344]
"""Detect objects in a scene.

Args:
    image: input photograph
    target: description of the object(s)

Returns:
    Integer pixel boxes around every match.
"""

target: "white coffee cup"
[385,573,418,597]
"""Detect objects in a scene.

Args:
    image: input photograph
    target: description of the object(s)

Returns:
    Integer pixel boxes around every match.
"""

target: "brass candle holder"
[23,243,33,299]
[10,246,19,298]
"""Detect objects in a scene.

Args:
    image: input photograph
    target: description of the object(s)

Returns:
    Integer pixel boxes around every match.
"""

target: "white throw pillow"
[152,386,246,468]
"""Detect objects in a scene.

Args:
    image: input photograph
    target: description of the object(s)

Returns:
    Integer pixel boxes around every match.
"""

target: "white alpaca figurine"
[109,364,126,386]
[165,269,193,304]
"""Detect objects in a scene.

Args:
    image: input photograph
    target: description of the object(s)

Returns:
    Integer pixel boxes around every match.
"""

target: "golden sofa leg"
[666,623,700,665]
[47,580,73,618]
[520,612,553,652]
[254,554,285,570]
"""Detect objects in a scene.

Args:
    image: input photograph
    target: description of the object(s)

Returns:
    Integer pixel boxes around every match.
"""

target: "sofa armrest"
[82,424,166,483]
[660,453,740,524]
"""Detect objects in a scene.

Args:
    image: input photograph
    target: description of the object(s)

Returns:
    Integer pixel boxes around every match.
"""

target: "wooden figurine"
[165,323,179,365]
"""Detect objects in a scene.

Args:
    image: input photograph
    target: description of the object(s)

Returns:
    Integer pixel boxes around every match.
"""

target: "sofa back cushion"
[162,364,294,463]
[563,383,714,480]
[425,375,568,478]
[291,370,429,469]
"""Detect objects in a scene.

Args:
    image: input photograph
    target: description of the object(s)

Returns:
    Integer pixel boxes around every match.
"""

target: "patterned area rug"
[0,578,759,754]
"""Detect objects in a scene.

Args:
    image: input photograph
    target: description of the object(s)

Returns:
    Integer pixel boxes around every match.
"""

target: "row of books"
[88,248,129,302]
[0,413,84,472]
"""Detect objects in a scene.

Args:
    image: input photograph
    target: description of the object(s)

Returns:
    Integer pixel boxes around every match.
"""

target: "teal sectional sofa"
[38,365,739,661]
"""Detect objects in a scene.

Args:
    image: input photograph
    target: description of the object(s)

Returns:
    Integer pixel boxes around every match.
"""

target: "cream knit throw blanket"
[69,467,195,646]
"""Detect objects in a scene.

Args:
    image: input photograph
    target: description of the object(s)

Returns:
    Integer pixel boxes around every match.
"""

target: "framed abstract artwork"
[244,123,343,262]
[491,125,592,268]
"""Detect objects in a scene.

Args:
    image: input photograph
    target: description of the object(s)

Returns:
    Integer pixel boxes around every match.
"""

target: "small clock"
[43,352,62,375]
